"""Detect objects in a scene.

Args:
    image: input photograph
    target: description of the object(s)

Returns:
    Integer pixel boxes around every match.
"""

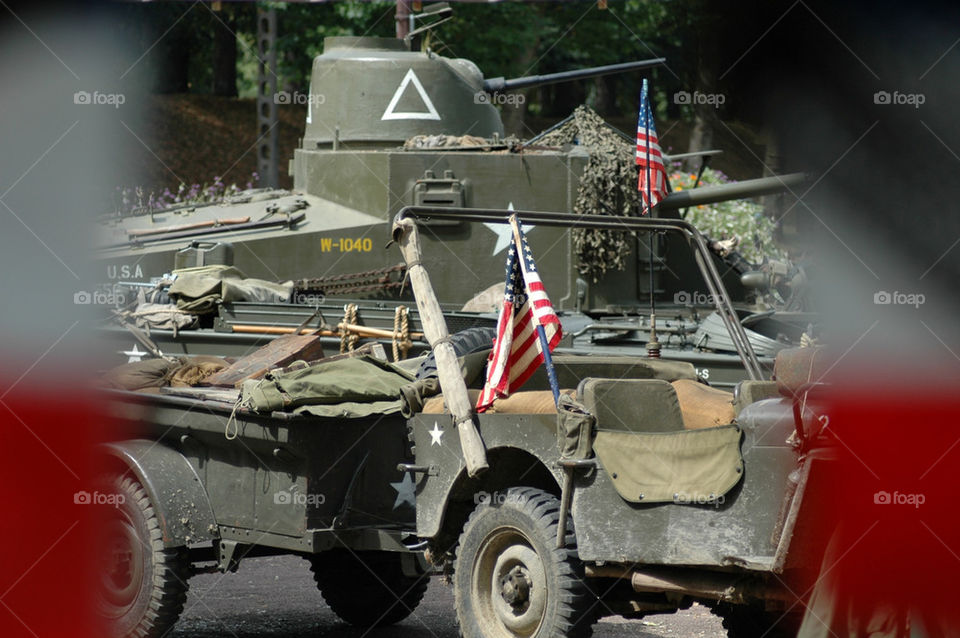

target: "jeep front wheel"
[454,487,595,638]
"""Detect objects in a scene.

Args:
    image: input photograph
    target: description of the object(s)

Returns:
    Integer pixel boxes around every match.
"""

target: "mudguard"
[101,439,219,547]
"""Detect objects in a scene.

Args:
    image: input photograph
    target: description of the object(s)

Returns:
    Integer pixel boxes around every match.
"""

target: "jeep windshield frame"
[395,206,764,380]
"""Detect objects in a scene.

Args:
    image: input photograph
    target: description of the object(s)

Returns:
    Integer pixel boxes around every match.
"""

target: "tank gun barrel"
[482,58,666,93]
[658,173,806,211]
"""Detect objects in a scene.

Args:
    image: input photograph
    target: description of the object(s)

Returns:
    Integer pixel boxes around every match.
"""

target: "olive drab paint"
[96,36,791,319]
[303,37,502,146]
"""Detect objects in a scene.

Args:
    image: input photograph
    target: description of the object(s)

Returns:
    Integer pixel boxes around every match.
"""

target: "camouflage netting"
[538,105,643,283]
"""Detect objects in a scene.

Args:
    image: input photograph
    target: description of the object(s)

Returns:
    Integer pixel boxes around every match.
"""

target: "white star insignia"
[123,344,145,363]
[429,421,444,446]
[484,203,535,255]
[390,472,417,510]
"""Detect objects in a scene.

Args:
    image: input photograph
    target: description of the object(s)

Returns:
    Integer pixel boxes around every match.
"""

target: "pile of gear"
[113,264,293,336]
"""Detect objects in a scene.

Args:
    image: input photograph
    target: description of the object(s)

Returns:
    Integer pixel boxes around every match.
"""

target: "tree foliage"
[121,0,766,126]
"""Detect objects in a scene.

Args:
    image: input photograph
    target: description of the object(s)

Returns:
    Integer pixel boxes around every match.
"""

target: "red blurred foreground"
[797,376,960,637]
[0,381,110,638]
[0,373,958,637]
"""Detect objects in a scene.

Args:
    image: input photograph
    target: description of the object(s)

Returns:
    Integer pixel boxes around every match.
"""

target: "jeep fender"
[418,443,562,541]
[100,439,218,547]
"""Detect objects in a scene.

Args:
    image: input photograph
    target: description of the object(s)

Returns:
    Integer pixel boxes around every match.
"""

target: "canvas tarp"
[126,302,198,332]
[593,424,743,503]
[101,356,228,391]
[168,265,293,314]
[240,355,416,418]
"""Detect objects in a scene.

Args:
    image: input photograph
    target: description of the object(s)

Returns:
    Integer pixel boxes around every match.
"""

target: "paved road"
[169,555,727,638]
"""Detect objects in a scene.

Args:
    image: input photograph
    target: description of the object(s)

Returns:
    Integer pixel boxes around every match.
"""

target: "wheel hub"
[500,565,530,607]
[473,529,548,637]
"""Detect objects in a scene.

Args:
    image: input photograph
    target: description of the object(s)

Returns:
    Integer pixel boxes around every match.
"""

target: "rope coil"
[392,305,412,362]
[340,303,359,353]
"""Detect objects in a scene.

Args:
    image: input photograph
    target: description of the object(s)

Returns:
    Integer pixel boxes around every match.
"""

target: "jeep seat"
[578,378,735,432]
[583,377,744,503]
[578,378,685,433]
[773,346,829,398]
[420,389,575,414]
[670,379,736,430]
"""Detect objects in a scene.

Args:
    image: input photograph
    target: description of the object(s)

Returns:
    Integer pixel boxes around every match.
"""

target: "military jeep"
[93,207,830,638]
[396,207,833,638]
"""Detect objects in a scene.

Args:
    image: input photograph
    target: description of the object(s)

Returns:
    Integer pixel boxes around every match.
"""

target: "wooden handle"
[231,323,423,340]
[392,217,488,476]
[339,322,423,340]
[232,325,333,336]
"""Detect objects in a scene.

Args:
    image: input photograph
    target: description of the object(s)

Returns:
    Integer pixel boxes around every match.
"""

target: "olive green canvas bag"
[241,354,415,418]
[557,394,595,460]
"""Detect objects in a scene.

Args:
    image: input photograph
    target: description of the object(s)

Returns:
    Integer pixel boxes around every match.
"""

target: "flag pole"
[642,80,661,359]
[509,214,561,407]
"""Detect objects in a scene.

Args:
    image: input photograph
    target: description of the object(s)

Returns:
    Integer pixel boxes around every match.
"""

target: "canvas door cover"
[241,354,416,418]
[593,425,743,503]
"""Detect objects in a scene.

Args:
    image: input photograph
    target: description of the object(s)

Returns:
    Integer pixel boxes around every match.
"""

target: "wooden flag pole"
[391,216,488,477]
[508,215,561,407]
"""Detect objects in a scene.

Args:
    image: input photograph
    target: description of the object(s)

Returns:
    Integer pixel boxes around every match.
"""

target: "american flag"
[476,218,562,413]
[636,78,668,213]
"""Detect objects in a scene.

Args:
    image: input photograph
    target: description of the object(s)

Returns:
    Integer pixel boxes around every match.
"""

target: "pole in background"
[396,0,412,40]
[256,6,279,189]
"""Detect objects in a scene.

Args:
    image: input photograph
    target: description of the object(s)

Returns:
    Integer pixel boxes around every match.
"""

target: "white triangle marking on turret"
[381,69,441,121]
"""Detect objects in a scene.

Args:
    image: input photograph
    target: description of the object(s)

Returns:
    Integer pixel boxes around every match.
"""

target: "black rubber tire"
[309,549,429,628]
[415,326,497,380]
[714,602,803,638]
[454,487,595,638]
[95,474,190,638]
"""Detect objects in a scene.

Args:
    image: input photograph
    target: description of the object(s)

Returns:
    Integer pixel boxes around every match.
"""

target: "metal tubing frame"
[395,206,764,379]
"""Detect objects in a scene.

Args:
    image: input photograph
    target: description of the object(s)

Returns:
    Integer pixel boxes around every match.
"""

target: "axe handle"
[231,324,423,340]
